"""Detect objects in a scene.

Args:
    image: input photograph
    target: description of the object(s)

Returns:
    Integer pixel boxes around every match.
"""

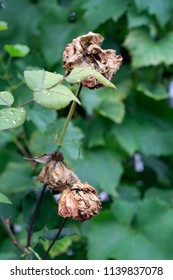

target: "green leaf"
[83,0,130,30]
[80,88,102,115]
[26,103,57,131]
[4,44,30,57]
[0,193,12,204]
[124,28,173,68]
[112,116,173,156]
[137,83,168,100]
[0,107,26,130]
[127,7,150,29]
[134,0,172,27]
[0,162,32,194]
[43,228,79,241]
[72,149,123,196]
[24,70,64,91]
[84,199,173,259]
[28,130,57,155]
[0,21,8,31]
[0,91,14,106]
[145,188,173,203]
[33,85,80,110]
[66,67,116,89]
[96,99,125,124]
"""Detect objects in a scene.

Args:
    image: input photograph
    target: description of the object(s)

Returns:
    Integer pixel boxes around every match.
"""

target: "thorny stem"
[41,218,68,260]
[0,213,29,255]
[58,83,83,147]
[27,184,47,247]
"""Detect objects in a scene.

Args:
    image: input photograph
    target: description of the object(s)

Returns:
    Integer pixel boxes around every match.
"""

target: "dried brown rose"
[37,151,102,221]
[58,181,102,221]
[38,152,78,194]
[62,31,122,89]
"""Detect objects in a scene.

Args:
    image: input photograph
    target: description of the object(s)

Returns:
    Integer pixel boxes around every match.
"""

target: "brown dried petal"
[38,158,78,194]
[58,181,102,221]
[62,31,122,89]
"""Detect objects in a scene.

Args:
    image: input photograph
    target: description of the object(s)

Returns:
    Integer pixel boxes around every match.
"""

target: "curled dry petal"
[58,181,102,221]
[62,31,122,89]
[38,152,78,194]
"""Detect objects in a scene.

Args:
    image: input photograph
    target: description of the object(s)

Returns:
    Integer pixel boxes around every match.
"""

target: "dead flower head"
[37,151,102,221]
[62,31,122,89]
[58,181,102,221]
[38,152,78,194]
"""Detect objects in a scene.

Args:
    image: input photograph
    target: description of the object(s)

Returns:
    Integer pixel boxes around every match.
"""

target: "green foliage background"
[1,0,173,260]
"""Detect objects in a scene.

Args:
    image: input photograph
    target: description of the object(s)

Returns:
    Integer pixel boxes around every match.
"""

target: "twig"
[27,184,47,247]
[13,138,30,158]
[58,83,83,147]
[41,218,68,260]
[18,99,34,108]
[0,213,29,255]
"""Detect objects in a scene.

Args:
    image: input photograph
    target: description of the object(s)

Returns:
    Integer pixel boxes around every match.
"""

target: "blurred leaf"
[80,89,101,115]
[137,83,168,100]
[43,228,79,241]
[4,44,30,57]
[96,99,125,124]
[0,162,32,194]
[124,28,173,68]
[0,91,14,106]
[87,117,107,148]
[33,85,80,110]
[73,149,123,195]
[0,252,18,260]
[0,193,12,204]
[84,199,173,259]
[145,188,173,202]
[134,0,172,27]
[66,67,116,89]
[144,157,171,185]
[28,130,57,155]
[0,107,26,130]
[0,21,8,31]
[127,7,150,29]
[24,70,64,91]
[26,103,57,131]
[112,116,173,156]
[118,185,140,202]
[83,0,130,30]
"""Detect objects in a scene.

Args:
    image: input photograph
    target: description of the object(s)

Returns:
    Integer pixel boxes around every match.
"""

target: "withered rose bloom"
[37,151,102,221]
[62,31,122,89]
[58,181,102,221]
[38,152,78,194]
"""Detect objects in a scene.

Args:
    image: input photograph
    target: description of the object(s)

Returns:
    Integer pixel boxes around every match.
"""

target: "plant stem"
[18,99,34,108]
[26,84,82,250]
[0,213,29,255]
[13,138,30,158]
[41,218,68,260]
[58,83,83,147]
[27,184,47,247]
